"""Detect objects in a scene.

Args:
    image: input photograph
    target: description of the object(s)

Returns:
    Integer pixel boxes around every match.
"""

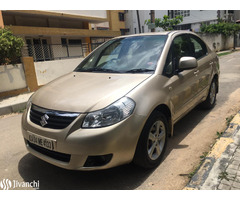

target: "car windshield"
[74,35,167,74]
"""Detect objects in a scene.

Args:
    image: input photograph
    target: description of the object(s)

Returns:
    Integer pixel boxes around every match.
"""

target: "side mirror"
[179,57,198,71]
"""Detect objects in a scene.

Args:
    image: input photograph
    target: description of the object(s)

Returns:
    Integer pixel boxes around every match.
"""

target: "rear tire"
[133,111,168,169]
[200,78,217,109]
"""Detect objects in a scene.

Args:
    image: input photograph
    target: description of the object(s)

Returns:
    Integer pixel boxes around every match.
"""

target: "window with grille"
[169,10,190,18]
[119,12,125,21]
[26,38,52,62]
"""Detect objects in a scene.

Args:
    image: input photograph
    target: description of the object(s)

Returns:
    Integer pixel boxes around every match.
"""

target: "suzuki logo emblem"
[40,114,49,127]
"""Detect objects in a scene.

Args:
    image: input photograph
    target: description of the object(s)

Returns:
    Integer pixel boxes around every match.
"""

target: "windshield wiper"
[124,69,155,73]
[79,68,120,73]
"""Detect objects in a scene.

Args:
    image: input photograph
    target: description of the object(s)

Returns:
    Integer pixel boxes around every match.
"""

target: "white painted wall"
[198,33,234,51]
[180,10,218,25]
[0,64,27,92]
[34,57,84,86]
[179,10,218,32]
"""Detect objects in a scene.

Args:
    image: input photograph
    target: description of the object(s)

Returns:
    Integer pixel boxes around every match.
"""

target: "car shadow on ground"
[168,106,212,151]
[18,106,212,190]
[18,154,155,190]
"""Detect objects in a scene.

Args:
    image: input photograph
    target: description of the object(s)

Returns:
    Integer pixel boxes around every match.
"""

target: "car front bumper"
[21,106,146,170]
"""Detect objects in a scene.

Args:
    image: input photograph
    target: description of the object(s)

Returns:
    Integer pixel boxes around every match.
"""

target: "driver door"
[163,34,199,122]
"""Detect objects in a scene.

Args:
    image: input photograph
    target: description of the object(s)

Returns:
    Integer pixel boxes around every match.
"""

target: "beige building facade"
[1,10,126,61]
[0,10,126,98]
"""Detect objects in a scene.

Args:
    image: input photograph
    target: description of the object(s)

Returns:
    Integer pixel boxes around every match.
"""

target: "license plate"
[28,132,56,151]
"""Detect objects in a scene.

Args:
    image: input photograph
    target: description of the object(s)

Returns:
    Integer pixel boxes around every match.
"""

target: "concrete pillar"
[82,37,91,57]
[21,57,39,92]
[83,22,89,29]
[0,10,4,28]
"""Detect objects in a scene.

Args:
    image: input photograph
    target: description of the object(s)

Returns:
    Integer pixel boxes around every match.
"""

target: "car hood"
[32,72,152,113]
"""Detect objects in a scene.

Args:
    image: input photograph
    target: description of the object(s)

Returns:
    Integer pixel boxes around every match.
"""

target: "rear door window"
[189,35,208,59]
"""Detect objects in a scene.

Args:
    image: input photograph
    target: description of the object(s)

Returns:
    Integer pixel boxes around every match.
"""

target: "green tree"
[145,15,183,31]
[0,28,24,65]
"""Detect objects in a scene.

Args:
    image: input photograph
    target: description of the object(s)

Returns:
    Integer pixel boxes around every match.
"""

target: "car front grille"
[30,104,80,129]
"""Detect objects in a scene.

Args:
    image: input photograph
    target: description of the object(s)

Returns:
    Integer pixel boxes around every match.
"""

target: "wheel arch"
[152,104,173,137]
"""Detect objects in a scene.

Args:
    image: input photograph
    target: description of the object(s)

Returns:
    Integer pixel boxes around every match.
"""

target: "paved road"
[1,51,240,190]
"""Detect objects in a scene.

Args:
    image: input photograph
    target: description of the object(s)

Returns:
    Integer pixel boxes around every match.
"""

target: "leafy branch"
[145,15,183,31]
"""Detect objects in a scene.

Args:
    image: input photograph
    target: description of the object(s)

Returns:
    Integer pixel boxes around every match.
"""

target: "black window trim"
[162,33,189,78]
[188,34,209,60]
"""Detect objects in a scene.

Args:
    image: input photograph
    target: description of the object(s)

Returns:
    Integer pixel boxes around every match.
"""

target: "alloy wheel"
[147,120,166,161]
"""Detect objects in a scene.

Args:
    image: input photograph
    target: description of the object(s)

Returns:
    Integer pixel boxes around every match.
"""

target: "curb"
[0,102,27,115]
[184,111,240,190]
[0,92,33,116]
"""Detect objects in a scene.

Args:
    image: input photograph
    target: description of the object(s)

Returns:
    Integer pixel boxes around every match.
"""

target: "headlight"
[82,97,135,128]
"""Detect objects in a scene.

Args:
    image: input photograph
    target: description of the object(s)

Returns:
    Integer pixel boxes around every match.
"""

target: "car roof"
[114,30,195,39]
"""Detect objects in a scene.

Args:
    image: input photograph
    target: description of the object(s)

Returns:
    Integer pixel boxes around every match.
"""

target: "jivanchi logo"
[0,179,39,190]
[0,179,12,190]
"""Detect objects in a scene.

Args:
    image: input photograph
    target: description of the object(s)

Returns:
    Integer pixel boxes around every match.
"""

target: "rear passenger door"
[188,35,212,94]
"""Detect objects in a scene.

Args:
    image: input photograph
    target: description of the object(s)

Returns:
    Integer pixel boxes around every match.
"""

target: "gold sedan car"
[22,31,219,170]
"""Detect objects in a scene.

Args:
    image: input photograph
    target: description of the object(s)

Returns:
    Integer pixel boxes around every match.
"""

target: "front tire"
[133,111,168,169]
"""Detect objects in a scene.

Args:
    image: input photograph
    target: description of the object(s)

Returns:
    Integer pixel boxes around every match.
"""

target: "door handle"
[194,70,199,75]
